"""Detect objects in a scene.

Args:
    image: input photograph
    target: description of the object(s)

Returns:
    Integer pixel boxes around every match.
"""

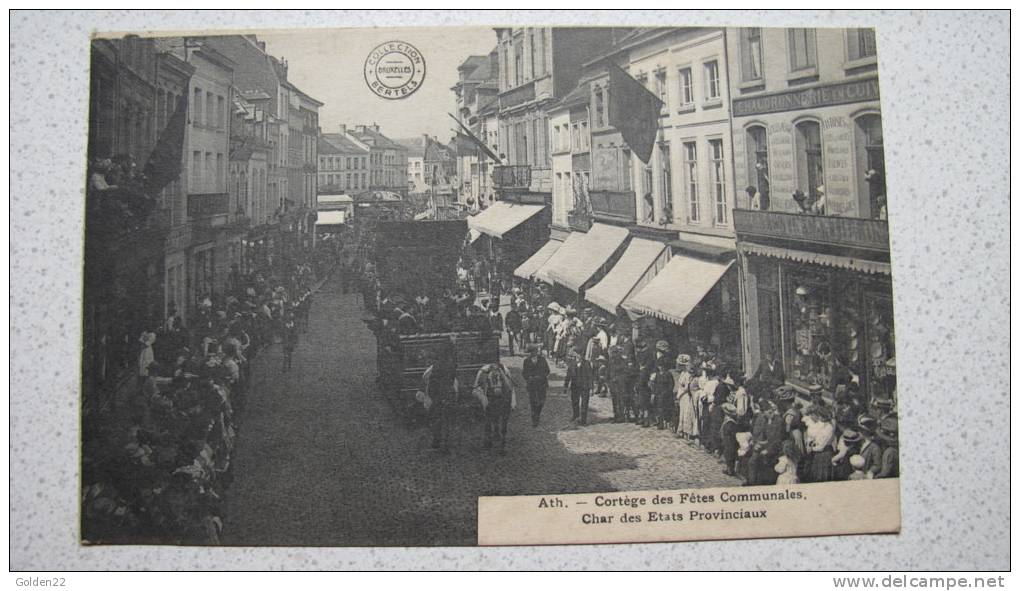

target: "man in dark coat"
[522,345,550,427]
[750,354,785,400]
[563,350,594,425]
[504,305,522,356]
[720,403,741,477]
[633,339,655,427]
[608,343,635,423]
[748,399,785,485]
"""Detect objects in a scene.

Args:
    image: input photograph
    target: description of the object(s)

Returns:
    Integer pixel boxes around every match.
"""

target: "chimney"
[372,123,380,132]
[356,125,367,133]
[257,41,266,52]
[339,124,347,136]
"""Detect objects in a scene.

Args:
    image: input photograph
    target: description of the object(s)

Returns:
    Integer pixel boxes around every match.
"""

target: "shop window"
[682,141,699,222]
[788,28,817,72]
[787,269,833,387]
[741,27,764,82]
[865,295,896,399]
[795,120,825,213]
[855,113,886,219]
[847,28,878,62]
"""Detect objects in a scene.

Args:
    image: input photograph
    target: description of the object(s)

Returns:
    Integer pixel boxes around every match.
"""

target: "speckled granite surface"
[9,10,1010,571]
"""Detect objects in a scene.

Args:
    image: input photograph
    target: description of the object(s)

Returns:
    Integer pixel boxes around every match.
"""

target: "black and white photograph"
[74,23,911,548]
[7,4,1015,576]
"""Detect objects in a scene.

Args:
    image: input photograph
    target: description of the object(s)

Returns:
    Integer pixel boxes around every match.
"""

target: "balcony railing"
[499,80,536,110]
[493,165,531,190]
[589,190,637,224]
[187,192,230,219]
[732,208,890,253]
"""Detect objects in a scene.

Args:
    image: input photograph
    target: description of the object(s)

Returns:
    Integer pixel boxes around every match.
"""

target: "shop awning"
[543,223,631,291]
[468,228,482,244]
[534,232,585,284]
[514,239,563,280]
[623,256,733,325]
[585,238,670,313]
[739,241,891,275]
[315,210,346,226]
[467,201,545,238]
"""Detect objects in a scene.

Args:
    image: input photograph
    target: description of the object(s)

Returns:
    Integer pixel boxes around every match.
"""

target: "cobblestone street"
[223,275,739,546]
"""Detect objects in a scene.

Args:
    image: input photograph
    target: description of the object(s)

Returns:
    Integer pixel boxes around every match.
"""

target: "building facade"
[725,27,893,400]
[163,39,242,319]
[318,125,371,194]
[453,51,500,212]
[85,36,188,410]
[348,124,409,196]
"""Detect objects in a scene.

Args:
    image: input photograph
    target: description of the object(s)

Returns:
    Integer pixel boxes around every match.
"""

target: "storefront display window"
[786,268,833,387]
[865,295,896,399]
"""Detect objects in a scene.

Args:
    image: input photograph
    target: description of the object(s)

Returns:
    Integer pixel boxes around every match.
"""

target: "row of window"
[191,87,227,130]
[500,115,551,168]
[320,172,369,190]
[190,150,226,194]
[744,113,885,218]
[552,120,590,153]
[739,27,877,84]
[639,138,728,226]
[502,28,548,90]
[321,155,368,171]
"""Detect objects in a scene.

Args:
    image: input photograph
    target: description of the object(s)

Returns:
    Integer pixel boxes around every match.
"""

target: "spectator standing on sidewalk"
[563,349,593,425]
[504,304,522,356]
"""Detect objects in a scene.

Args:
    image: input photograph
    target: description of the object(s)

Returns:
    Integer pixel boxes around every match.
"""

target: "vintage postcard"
[81,24,898,547]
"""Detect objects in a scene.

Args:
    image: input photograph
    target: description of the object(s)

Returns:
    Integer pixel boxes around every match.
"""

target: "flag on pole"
[448,113,501,163]
[143,93,189,194]
[607,62,663,164]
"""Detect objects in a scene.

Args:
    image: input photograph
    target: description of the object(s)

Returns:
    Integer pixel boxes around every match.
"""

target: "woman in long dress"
[673,359,698,439]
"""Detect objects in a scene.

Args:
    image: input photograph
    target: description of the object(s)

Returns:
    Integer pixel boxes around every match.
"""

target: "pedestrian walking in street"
[424,347,460,454]
[522,344,550,427]
[563,349,593,425]
[282,313,298,372]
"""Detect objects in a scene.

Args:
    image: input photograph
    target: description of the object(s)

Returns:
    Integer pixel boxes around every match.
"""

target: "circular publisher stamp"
[364,41,426,100]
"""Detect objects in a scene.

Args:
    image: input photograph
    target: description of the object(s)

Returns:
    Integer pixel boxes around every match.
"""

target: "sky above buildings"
[258,27,497,142]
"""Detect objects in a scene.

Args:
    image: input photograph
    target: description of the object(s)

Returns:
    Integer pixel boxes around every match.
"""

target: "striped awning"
[467,201,545,238]
[514,239,563,280]
[623,255,733,325]
[542,223,630,291]
[585,238,670,313]
[739,241,891,275]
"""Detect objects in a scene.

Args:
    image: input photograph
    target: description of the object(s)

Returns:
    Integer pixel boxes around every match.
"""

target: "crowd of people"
[82,246,334,544]
[500,279,900,486]
[360,240,900,486]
